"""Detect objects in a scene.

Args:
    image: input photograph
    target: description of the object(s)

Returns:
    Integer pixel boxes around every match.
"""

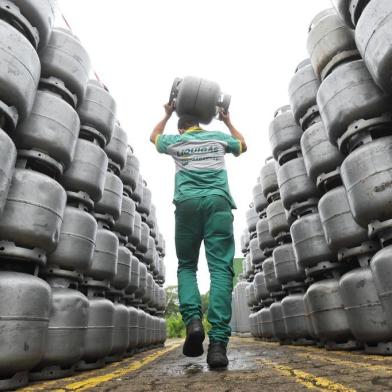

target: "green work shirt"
[155,128,242,209]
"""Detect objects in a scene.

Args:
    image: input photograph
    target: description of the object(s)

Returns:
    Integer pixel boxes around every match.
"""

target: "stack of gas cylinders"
[235,0,392,355]
[0,1,167,390]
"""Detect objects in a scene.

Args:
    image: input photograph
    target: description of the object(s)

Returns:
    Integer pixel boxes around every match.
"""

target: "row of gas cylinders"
[230,279,251,334]
[2,272,167,387]
[237,0,392,354]
[0,2,168,390]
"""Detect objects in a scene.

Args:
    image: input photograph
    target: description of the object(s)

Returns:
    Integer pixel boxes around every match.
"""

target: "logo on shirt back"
[176,145,219,157]
[169,139,227,173]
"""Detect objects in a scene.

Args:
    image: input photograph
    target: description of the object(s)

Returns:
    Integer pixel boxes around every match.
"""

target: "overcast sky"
[57,0,331,293]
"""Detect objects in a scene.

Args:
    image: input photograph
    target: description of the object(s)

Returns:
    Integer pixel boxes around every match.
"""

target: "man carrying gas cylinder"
[150,82,247,368]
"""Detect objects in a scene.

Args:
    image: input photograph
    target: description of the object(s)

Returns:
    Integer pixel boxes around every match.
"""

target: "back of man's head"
[178,115,200,132]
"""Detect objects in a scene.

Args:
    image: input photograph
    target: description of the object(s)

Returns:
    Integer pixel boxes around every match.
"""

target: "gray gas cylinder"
[30,278,89,380]
[254,272,270,304]
[0,130,16,216]
[230,293,238,334]
[288,59,320,128]
[300,121,344,184]
[255,309,263,338]
[282,292,313,341]
[0,167,67,262]
[171,76,230,124]
[273,244,306,285]
[331,0,354,27]
[94,171,123,223]
[0,272,51,390]
[132,174,143,205]
[157,286,166,312]
[249,237,265,267]
[266,199,290,241]
[157,232,166,257]
[78,80,117,147]
[277,157,319,211]
[145,314,153,346]
[7,0,56,50]
[40,28,91,107]
[235,281,251,333]
[341,136,392,228]
[47,206,97,275]
[270,301,288,341]
[108,302,129,360]
[260,307,274,339]
[113,195,136,240]
[105,122,128,172]
[263,257,281,294]
[159,318,167,344]
[111,245,131,291]
[340,266,392,346]
[129,211,142,251]
[252,181,268,214]
[87,227,118,282]
[305,278,352,343]
[307,9,358,80]
[14,89,80,175]
[143,236,157,267]
[260,159,279,201]
[371,246,392,328]
[356,0,392,94]
[243,228,250,253]
[137,310,147,348]
[243,254,254,281]
[0,19,40,127]
[269,105,302,163]
[257,217,277,253]
[269,106,303,162]
[139,184,152,217]
[147,204,157,239]
[331,0,370,28]
[317,60,391,147]
[62,139,108,205]
[120,149,140,194]
[291,212,336,269]
[134,262,147,301]
[246,205,259,234]
[149,316,157,346]
[137,222,150,255]
[249,312,258,337]
[318,186,369,253]
[142,273,154,305]
[79,296,114,367]
[128,306,139,353]
[246,282,257,308]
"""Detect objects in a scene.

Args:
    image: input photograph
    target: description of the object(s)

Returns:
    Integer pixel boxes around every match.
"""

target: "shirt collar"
[185,126,203,133]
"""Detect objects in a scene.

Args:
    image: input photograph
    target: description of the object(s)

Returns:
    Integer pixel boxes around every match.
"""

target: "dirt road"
[20,337,392,391]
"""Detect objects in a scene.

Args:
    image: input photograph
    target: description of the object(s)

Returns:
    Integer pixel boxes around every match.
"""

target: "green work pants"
[175,195,235,344]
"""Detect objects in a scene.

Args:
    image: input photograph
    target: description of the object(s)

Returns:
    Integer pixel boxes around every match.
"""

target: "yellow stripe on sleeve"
[238,139,243,155]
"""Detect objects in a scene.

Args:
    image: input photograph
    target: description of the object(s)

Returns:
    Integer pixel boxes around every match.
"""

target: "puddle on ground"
[183,363,204,375]
[165,343,260,376]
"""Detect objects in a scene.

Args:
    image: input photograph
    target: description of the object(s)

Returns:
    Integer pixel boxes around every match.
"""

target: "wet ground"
[20,337,392,391]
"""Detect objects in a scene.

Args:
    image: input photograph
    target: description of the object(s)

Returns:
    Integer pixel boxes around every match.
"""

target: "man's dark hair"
[178,115,200,130]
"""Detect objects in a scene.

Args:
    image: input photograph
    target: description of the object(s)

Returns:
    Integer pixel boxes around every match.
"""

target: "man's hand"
[219,108,231,125]
[219,109,248,153]
[164,102,175,117]
[150,102,175,144]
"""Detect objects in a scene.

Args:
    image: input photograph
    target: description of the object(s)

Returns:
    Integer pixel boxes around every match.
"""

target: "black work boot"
[182,319,205,357]
[207,341,229,368]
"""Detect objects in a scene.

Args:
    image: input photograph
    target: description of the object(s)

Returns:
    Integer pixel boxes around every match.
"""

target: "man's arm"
[150,103,175,144]
[219,110,248,153]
